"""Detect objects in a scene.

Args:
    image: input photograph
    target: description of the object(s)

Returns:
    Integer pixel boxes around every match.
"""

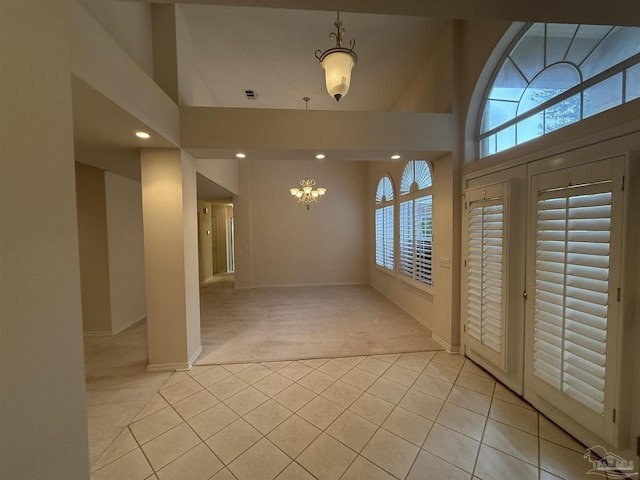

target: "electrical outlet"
[440,257,451,268]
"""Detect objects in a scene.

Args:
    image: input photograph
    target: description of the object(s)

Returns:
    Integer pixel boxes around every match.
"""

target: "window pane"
[376,176,394,203]
[496,125,516,153]
[626,64,640,102]
[510,23,545,82]
[584,74,623,118]
[477,22,640,159]
[546,24,578,65]
[517,112,544,144]
[414,161,432,189]
[479,135,496,158]
[567,25,614,66]
[482,99,518,132]
[581,27,640,80]
[518,63,580,115]
[489,58,527,101]
[544,94,581,133]
[400,162,414,195]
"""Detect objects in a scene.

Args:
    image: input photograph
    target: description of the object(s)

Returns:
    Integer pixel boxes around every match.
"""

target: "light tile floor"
[89,351,609,480]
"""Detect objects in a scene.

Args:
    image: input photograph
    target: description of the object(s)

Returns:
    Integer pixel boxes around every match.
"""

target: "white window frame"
[399,160,433,292]
[477,22,640,159]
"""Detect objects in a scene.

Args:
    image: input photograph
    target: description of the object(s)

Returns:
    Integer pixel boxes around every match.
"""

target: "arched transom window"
[399,160,433,287]
[478,23,640,158]
[375,176,394,271]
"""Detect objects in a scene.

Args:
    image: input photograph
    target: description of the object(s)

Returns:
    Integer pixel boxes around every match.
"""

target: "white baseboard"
[247,282,369,289]
[187,345,203,369]
[431,333,461,354]
[83,330,113,337]
[147,345,203,373]
[83,315,146,337]
[111,315,146,335]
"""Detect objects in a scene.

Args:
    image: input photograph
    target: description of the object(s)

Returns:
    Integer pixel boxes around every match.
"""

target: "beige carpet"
[197,281,442,365]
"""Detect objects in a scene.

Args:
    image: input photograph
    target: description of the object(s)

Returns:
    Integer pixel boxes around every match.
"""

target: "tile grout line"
[97,351,569,480]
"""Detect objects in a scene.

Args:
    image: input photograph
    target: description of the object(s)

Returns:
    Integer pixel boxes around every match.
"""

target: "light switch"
[440,257,451,268]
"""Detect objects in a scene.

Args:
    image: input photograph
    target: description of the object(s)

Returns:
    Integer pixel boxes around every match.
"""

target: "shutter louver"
[534,184,612,415]
[384,206,394,269]
[375,176,394,271]
[399,161,433,288]
[465,183,507,369]
[375,209,384,267]
[415,196,432,285]
[399,200,413,277]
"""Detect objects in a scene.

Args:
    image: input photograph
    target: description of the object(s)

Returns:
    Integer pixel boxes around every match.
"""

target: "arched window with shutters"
[399,160,433,288]
[478,23,640,158]
[375,175,394,272]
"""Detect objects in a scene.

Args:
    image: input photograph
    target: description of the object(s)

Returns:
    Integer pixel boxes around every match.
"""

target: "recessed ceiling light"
[390,154,401,160]
[135,131,150,139]
[315,154,325,159]
[236,153,246,159]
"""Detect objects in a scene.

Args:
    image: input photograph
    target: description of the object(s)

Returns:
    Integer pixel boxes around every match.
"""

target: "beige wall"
[368,161,434,330]
[75,163,112,334]
[75,167,147,336]
[70,1,180,147]
[234,159,368,288]
[430,153,458,348]
[368,154,458,350]
[0,2,90,478]
[393,21,454,113]
[197,199,215,282]
[105,172,147,334]
[79,0,154,77]
[196,158,240,195]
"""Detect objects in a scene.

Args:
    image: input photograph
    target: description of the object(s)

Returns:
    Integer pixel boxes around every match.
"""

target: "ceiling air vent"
[244,89,257,100]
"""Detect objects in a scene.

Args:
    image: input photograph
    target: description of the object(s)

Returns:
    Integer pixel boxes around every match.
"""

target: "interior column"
[141,149,202,371]
[0,2,90,478]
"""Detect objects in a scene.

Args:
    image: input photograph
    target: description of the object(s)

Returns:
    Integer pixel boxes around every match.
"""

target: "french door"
[525,156,624,444]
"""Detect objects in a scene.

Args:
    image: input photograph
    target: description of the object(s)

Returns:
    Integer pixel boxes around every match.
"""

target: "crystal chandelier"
[289,162,326,210]
[315,12,357,102]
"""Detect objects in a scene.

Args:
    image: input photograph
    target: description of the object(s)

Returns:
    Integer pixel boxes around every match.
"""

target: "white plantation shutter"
[384,206,394,269]
[414,196,433,284]
[375,209,385,267]
[527,157,623,443]
[465,183,507,369]
[399,161,433,288]
[375,176,394,271]
[399,200,413,277]
[534,185,611,414]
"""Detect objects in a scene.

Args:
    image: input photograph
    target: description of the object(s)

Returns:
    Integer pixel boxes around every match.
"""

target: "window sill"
[398,274,433,296]
[374,265,396,278]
